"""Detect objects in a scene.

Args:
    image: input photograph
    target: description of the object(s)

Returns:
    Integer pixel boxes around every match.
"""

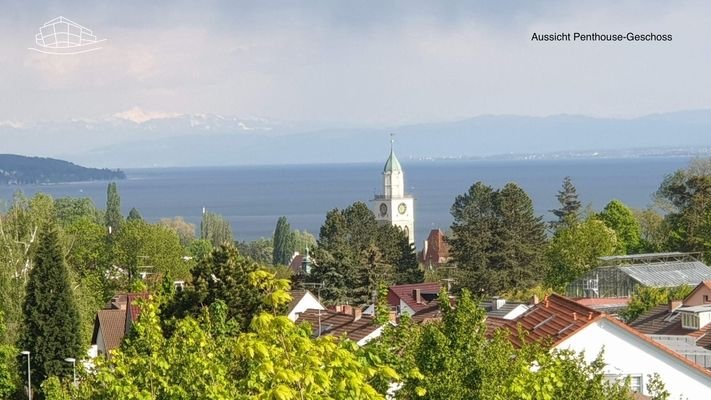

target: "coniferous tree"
[550,176,582,229]
[105,182,123,235]
[449,182,546,295]
[272,216,295,266]
[19,225,82,387]
[127,207,143,221]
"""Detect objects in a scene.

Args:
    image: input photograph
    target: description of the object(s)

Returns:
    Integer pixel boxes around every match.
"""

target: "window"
[704,295,710,303]
[682,312,700,329]
[605,374,643,393]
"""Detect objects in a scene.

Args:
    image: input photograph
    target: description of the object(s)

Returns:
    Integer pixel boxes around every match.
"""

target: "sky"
[1,0,710,130]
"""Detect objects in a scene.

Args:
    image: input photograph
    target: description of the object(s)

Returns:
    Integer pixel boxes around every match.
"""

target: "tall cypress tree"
[272,216,294,266]
[105,182,123,235]
[550,176,582,229]
[19,225,82,387]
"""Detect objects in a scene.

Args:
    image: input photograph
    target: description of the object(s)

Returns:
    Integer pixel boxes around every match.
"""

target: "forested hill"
[0,154,125,184]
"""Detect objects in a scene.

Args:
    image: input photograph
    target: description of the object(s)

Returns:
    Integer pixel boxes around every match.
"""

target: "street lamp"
[64,357,77,386]
[20,350,31,400]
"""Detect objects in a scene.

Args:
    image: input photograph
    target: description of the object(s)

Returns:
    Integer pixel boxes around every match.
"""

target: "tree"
[545,217,619,291]
[112,220,188,285]
[78,271,394,399]
[656,158,711,262]
[104,182,122,235]
[550,176,582,228]
[448,182,547,295]
[635,208,668,253]
[292,230,317,254]
[0,312,18,398]
[272,216,295,266]
[200,210,233,247]
[19,225,82,387]
[127,207,143,221]
[54,197,101,226]
[391,289,633,400]
[164,243,267,331]
[63,216,108,276]
[620,285,693,323]
[310,202,418,304]
[158,217,196,247]
[599,199,642,254]
[237,238,273,265]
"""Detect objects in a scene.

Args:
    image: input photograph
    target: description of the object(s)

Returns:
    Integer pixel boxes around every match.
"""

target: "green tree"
[54,197,101,226]
[113,220,188,285]
[104,182,122,235]
[545,217,618,290]
[292,230,317,254]
[448,182,547,295]
[620,285,693,323]
[19,225,82,387]
[164,243,267,331]
[200,210,233,247]
[635,208,668,253]
[127,207,143,221]
[311,202,417,304]
[237,238,273,265]
[63,216,108,276]
[550,176,582,228]
[0,312,18,398]
[656,158,711,262]
[599,199,642,254]
[272,216,295,266]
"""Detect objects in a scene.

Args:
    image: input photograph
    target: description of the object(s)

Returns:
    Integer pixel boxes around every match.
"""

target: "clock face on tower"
[379,203,388,216]
[398,203,407,215]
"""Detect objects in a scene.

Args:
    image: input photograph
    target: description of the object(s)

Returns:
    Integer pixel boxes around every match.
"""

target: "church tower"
[371,137,415,245]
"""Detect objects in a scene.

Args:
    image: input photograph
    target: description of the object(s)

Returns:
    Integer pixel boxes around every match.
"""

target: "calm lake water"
[0,158,693,245]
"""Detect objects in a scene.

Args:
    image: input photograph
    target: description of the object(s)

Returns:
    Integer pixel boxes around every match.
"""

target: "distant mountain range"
[0,154,124,185]
[3,108,711,168]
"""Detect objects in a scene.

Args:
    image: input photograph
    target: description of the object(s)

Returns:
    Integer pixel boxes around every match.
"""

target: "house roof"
[289,254,304,274]
[421,229,450,265]
[486,294,603,348]
[617,261,711,287]
[630,303,711,349]
[489,295,711,379]
[295,308,381,343]
[388,282,441,313]
[286,289,322,316]
[573,297,630,313]
[481,301,528,319]
[383,148,402,173]
[91,309,127,355]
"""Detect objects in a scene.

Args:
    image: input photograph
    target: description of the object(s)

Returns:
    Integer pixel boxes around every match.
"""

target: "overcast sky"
[1,0,710,127]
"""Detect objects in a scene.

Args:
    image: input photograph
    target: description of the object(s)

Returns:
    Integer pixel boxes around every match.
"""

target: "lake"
[0,157,693,246]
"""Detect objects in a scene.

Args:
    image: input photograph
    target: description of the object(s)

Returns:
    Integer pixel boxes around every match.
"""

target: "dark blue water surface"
[0,158,692,245]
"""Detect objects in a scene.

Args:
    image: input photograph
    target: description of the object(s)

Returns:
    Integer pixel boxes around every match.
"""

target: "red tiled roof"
[388,282,441,313]
[486,294,603,348]
[91,309,127,356]
[295,308,381,343]
[574,297,630,308]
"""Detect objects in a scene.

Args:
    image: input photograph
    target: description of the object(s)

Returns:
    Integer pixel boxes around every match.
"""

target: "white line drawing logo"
[28,16,106,55]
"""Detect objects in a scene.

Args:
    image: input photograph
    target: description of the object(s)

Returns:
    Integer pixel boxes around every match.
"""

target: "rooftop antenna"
[390,133,395,152]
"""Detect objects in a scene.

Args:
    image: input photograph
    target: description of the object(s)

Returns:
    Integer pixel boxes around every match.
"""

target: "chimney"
[342,304,353,316]
[335,305,343,313]
[669,300,683,312]
[493,297,506,311]
[413,289,422,304]
[352,307,362,322]
[530,295,540,305]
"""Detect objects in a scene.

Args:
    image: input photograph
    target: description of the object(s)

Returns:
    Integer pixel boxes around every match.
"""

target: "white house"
[489,294,711,399]
[286,290,325,322]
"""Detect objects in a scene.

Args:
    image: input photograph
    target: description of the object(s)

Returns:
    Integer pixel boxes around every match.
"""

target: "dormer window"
[678,306,711,330]
[681,312,700,330]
